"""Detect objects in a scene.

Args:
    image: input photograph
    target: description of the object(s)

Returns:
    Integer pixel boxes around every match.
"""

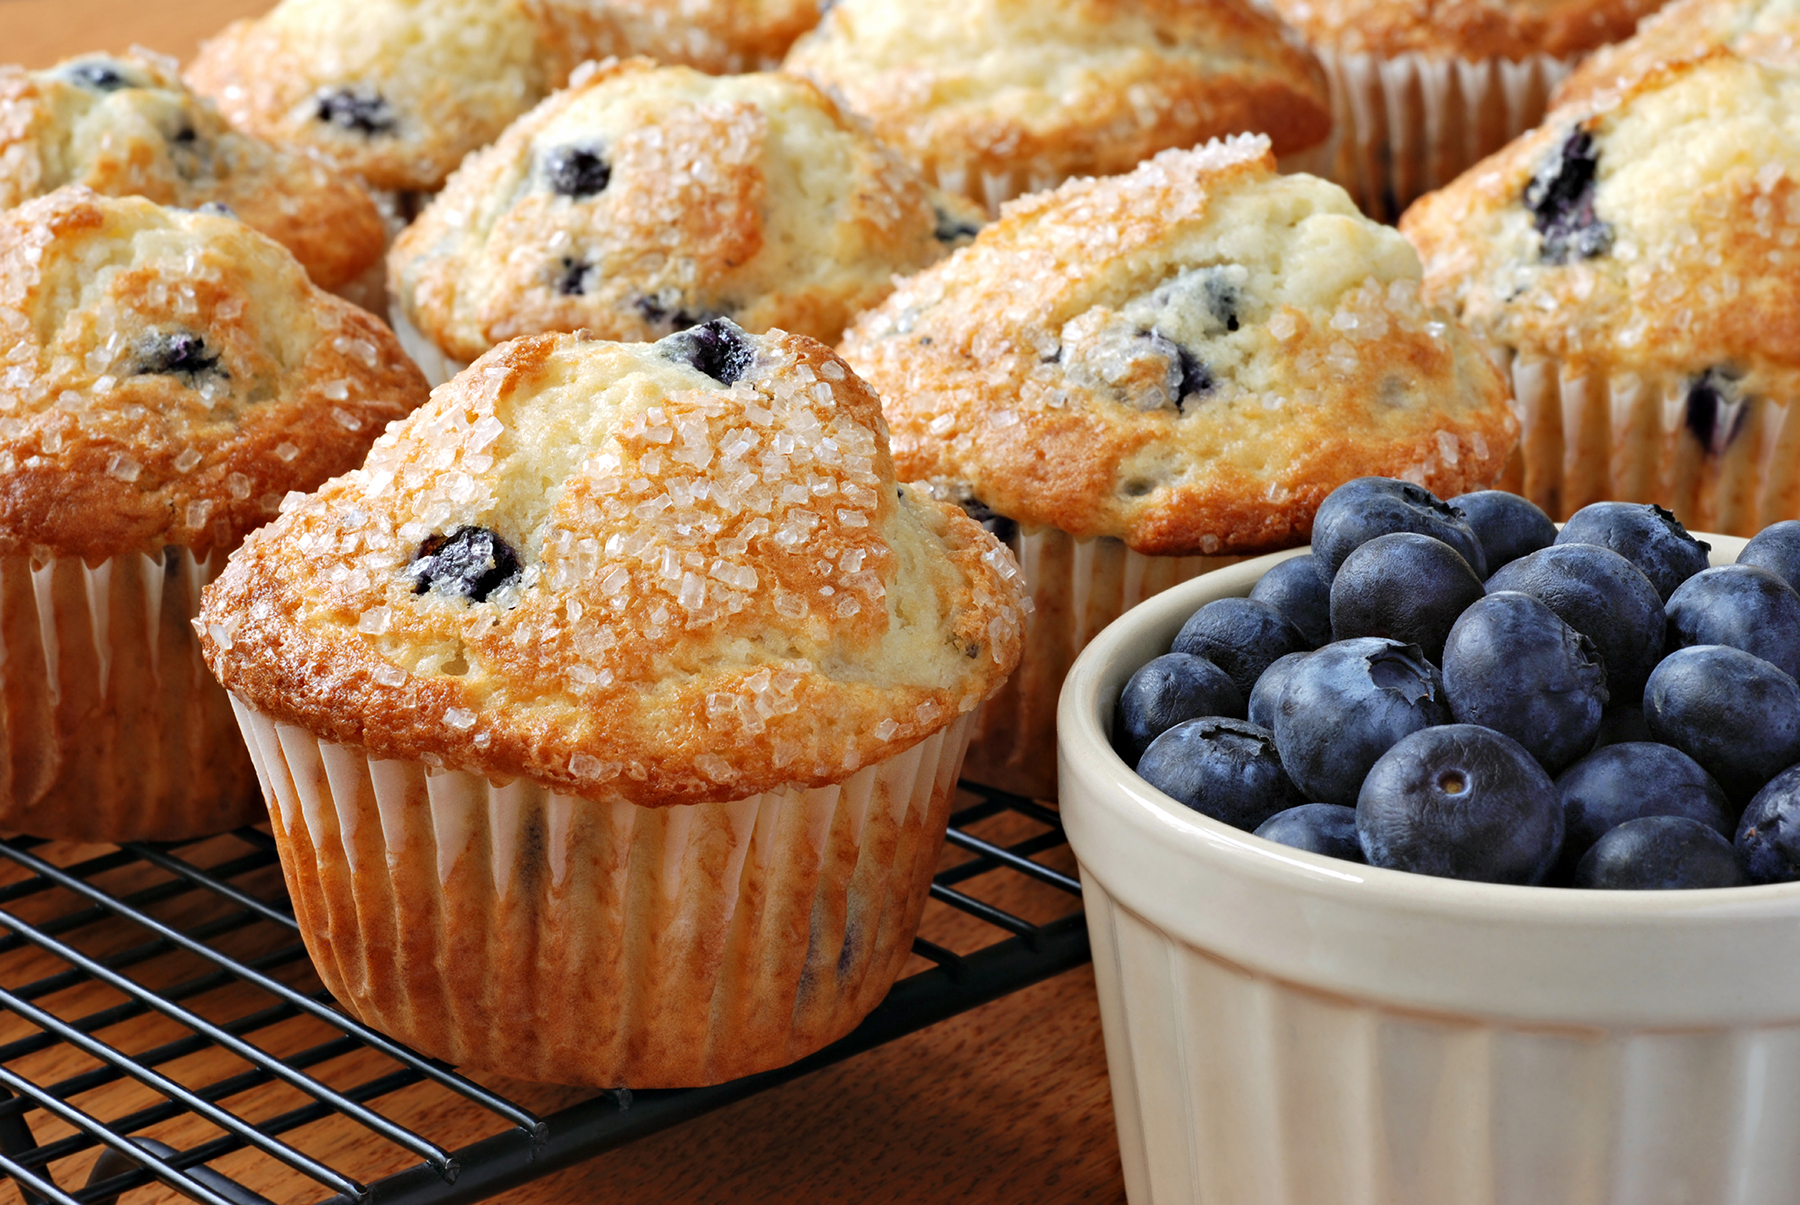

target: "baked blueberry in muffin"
[388,60,983,378]
[0,51,387,308]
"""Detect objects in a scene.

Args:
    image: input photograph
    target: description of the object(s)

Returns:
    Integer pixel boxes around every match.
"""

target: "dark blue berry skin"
[1254,804,1365,863]
[1248,555,1332,648]
[660,317,755,385]
[1685,367,1749,456]
[135,331,222,382]
[1358,724,1563,884]
[1310,477,1487,580]
[1247,650,1309,731]
[1644,645,1800,805]
[1555,502,1711,602]
[1737,764,1800,883]
[1135,718,1303,831]
[1593,705,1653,748]
[1329,532,1485,663]
[1524,127,1613,264]
[1574,816,1746,890]
[1171,598,1308,699]
[1443,592,1608,774]
[64,59,135,91]
[1272,638,1449,806]
[1115,653,1244,767]
[410,526,522,603]
[1738,521,1800,594]
[1486,543,1665,703]
[1447,490,1557,573]
[1664,565,1800,682]
[544,146,611,198]
[1554,742,1731,880]
[314,86,397,135]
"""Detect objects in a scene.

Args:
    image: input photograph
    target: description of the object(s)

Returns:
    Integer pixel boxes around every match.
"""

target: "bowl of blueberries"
[1058,476,1800,1205]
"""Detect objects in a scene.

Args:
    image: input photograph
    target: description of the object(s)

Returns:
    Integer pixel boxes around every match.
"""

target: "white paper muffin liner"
[228,698,976,1088]
[963,525,1241,801]
[0,547,258,841]
[1308,48,1576,223]
[918,161,1074,218]
[388,301,469,388]
[1499,352,1800,535]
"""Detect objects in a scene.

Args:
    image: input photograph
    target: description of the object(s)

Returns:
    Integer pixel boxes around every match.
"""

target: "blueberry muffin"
[1555,0,1798,106]
[388,59,985,382]
[1264,0,1669,220]
[577,0,823,73]
[0,52,388,310]
[1402,44,1800,534]
[842,135,1514,798]
[198,320,1025,1087]
[0,188,428,841]
[185,0,610,195]
[781,0,1331,213]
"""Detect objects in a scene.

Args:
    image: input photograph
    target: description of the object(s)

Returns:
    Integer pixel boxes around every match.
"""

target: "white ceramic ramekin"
[1059,536,1800,1205]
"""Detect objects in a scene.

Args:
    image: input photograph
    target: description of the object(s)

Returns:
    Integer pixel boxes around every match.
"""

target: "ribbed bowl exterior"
[230,698,973,1088]
[1058,541,1800,1205]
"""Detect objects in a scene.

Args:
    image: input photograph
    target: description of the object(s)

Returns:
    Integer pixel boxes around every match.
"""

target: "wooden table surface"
[0,4,1129,1202]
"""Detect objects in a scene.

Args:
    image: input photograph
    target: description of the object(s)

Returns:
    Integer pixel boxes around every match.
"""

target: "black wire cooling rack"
[0,781,1088,1205]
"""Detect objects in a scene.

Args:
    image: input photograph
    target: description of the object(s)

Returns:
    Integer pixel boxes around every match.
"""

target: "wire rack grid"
[0,780,1089,1205]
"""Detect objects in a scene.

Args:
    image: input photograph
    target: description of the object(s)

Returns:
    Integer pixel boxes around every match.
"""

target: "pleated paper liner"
[388,302,469,388]
[0,546,258,841]
[1496,351,1800,536]
[230,699,976,1088]
[962,526,1242,802]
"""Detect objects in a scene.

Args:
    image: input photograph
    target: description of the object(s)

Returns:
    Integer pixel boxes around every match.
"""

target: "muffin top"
[1555,0,1798,105]
[0,188,428,561]
[390,59,981,364]
[576,0,823,73]
[1263,0,1666,59]
[0,52,386,302]
[839,136,1516,557]
[185,0,608,194]
[198,322,1026,807]
[781,0,1331,193]
[1401,46,1800,397]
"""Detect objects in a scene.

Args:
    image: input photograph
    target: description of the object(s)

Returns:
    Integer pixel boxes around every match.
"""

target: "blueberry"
[135,330,222,382]
[314,86,397,135]
[1644,645,1800,805]
[1115,653,1245,767]
[1358,724,1563,884]
[1247,650,1309,731]
[1555,501,1710,601]
[1135,718,1303,831]
[957,498,1018,549]
[932,206,982,245]
[544,146,611,198]
[1171,597,1308,699]
[660,317,755,385]
[1248,554,1332,648]
[1739,521,1800,593]
[1310,477,1487,581]
[1330,532,1486,663]
[633,294,709,334]
[1254,804,1365,863]
[1574,816,1745,890]
[1485,543,1664,702]
[1554,743,1731,880]
[1443,591,1607,774]
[1737,764,1800,883]
[1138,330,1211,410]
[1684,367,1749,456]
[1523,127,1613,264]
[1447,490,1557,573]
[1272,637,1449,806]
[555,257,592,297]
[64,59,134,91]
[1665,565,1800,681]
[410,526,522,603]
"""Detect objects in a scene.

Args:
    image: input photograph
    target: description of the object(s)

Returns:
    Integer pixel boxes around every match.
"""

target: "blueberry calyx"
[545,146,612,199]
[135,331,223,381]
[1524,128,1613,264]
[661,317,756,385]
[410,526,522,603]
[315,86,397,136]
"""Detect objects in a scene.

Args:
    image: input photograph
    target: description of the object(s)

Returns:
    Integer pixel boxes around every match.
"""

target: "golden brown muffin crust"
[0,189,428,561]
[571,0,823,73]
[840,138,1516,556]
[783,0,1331,187]
[1266,0,1668,59]
[200,326,1026,808]
[0,53,386,300]
[1554,0,1799,105]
